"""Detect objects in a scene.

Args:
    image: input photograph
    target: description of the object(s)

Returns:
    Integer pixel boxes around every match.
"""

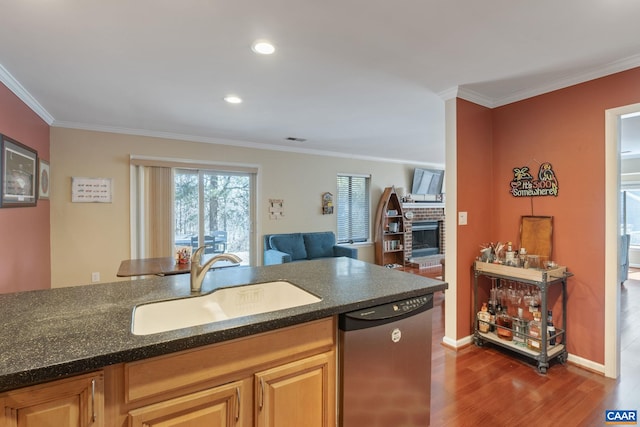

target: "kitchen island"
[0,257,446,426]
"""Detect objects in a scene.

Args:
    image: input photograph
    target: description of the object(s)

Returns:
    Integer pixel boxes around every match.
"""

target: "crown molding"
[0,64,54,125]
[52,120,439,166]
[440,53,640,109]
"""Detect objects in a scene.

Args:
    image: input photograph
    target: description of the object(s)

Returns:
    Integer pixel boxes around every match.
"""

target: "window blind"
[337,174,370,243]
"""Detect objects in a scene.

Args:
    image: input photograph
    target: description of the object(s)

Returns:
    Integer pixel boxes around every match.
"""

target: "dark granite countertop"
[0,257,446,392]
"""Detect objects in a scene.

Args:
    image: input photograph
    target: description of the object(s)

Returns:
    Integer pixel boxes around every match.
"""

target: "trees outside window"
[175,169,252,262]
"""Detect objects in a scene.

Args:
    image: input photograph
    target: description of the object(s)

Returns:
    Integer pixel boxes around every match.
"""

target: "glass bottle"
[477,302,491,333]
[547,310,556,346]
[512,307,527,346]
[527,311,542,351]
[488,301,496,332]
[497,305,513,341]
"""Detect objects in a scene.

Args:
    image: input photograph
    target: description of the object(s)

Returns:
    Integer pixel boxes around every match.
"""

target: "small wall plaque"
[71,177,113,203]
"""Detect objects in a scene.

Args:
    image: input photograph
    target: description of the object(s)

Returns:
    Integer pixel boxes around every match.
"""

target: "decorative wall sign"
[38,159,50,200]
[510,162,558,197]
[71,177,113,203]
[322,192,333,214]
[269,199,284,220]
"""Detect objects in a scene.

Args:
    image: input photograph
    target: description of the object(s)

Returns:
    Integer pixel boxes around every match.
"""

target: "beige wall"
[51,127,433,287]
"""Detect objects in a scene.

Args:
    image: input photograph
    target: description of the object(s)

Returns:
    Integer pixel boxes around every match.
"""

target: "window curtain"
[143,166,173,257]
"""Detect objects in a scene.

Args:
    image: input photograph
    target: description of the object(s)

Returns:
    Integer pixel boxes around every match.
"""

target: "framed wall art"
[39,159,50,200]
[1,135,38,207]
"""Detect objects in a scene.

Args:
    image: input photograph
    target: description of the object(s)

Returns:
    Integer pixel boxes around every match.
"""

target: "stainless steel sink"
[132,280,322,335]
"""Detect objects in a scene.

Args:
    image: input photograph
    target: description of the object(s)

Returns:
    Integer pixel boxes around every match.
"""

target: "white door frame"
[604,102,640,378]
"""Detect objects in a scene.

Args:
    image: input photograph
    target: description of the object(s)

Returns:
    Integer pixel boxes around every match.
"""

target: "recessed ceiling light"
[251,40,275,55]
[224,95,243,104]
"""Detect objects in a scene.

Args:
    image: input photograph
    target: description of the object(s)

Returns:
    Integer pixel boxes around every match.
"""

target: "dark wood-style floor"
[421,268,640,427]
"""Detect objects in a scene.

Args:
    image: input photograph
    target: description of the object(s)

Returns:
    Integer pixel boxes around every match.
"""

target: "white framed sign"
[71,177,113,203]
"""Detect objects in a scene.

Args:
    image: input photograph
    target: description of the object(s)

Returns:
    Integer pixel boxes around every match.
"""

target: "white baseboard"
[442,334,473,348]
[567,353,605,374]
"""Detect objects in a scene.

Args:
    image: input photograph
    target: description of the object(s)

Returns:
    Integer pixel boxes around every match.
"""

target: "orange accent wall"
[456,67,640,364]
[456,99,494,338]
[0,83,50,293]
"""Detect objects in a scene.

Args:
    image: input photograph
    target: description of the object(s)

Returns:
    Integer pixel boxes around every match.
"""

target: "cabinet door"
[255,352,335,427]
[128,380,247,427]
[1,371,103,427]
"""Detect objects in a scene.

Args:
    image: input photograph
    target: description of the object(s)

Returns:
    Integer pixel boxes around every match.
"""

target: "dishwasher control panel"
[344,294,433,322]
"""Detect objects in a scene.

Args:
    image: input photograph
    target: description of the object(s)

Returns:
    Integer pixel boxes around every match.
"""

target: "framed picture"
[1,135,38,207]
[39,159,50,200]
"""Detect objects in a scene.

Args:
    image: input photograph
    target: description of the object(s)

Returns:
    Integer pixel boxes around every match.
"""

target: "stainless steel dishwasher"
[339,294,433,427]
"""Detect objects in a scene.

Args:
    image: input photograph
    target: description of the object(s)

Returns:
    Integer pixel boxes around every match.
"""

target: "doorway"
[604,102,640,378]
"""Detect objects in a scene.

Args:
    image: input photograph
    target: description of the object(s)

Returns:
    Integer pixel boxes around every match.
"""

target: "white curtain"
[142,166,173,257]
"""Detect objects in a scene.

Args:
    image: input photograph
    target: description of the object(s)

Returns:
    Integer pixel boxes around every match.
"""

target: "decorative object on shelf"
[322,192,333,214]
[520,215,553,260]
[510,162,559,197]
[38,159,50,200]
[0,134,38,207]
[71,177,113,203]
[175,246,191,264]
[269,199,284,220]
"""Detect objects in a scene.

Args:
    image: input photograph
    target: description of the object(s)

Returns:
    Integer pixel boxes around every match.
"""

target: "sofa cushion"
[269,233,307,261]
[303,232,336,259]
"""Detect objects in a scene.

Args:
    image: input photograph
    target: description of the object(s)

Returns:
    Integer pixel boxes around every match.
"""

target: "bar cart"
[473,260,572,374]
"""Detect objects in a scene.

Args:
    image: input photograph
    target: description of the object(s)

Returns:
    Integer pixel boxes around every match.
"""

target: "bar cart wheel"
[474,335,485,347]
[537,363,548,374]
[557,351,567,364]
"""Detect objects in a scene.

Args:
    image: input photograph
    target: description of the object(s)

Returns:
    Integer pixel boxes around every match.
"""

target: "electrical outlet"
[91,272,100,283]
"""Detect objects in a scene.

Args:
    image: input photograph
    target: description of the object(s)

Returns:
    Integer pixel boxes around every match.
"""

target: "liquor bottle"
[477,302,491,333]
[513,307,527,346]
[496,305,513,341]
[547,310,556,346]
[488,301,496,332]
[527,311,542,351]
[505,241,516,266]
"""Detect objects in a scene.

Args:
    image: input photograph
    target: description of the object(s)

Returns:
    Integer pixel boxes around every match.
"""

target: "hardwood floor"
[427,278,640,427]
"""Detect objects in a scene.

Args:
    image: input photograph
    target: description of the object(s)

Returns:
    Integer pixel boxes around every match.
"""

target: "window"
[336,174,370,243]
[130,157,257,265]
[174,169,252,264]
[622,188,640,246]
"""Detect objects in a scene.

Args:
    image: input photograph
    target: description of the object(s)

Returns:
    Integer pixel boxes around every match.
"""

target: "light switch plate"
[458,211,468,225]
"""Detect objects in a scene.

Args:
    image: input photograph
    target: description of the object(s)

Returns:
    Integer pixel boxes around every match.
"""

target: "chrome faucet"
[190,246,242,293]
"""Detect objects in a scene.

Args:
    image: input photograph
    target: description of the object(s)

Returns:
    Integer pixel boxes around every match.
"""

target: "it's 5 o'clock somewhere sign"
[510,162,558,197]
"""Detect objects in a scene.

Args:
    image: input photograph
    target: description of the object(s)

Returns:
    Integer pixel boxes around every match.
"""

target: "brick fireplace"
[402,204,445,265]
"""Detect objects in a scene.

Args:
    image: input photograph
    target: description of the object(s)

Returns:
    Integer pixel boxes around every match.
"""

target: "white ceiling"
[2,0,640,164]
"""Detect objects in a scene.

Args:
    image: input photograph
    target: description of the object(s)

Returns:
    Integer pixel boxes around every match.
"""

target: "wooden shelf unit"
[374,187,406,267]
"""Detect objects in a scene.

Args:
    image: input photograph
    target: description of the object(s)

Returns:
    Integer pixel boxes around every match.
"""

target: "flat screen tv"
[411,168,444,195]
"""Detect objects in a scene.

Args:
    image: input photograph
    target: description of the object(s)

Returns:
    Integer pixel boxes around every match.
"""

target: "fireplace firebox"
[411,220,440,257]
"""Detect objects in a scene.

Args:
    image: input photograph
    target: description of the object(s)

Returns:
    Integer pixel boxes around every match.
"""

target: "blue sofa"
[263,231,358,265]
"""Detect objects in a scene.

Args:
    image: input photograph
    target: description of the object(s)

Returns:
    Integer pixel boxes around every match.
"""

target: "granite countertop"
[0,257,447,393]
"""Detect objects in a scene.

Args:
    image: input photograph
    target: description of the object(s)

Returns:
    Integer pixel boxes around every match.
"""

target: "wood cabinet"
[255,352,334,427]
[0,371,104,427]
[104,317,336,427]
[374,186,406,267]
[1,319,336,427]
[128,379,248,427]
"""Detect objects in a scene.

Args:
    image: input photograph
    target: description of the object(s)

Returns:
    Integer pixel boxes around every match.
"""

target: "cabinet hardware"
[235,386,241,422]
[91,378,96,423]
[259,378,265,410]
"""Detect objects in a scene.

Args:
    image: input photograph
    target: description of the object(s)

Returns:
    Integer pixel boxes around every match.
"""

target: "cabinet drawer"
[124,317,335,403]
